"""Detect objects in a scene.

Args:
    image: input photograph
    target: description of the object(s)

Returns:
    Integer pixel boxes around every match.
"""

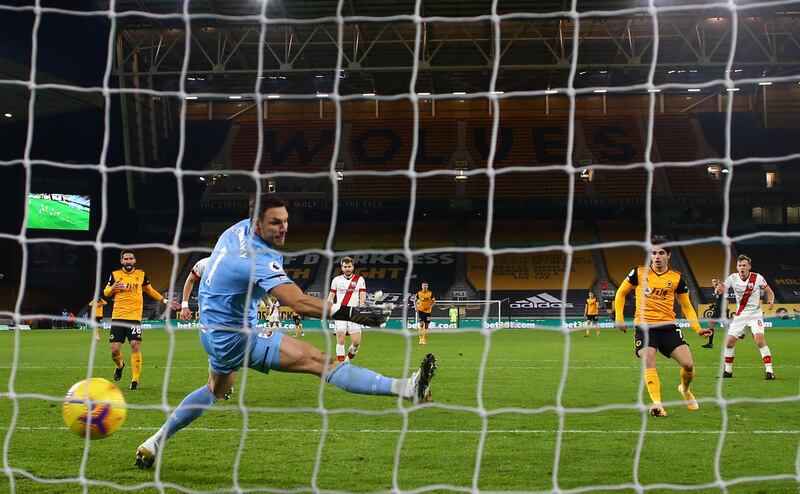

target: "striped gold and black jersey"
[103,268,164,321]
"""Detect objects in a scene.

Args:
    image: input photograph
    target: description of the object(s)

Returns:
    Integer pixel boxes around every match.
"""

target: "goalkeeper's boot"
[677,384,699,411]
[113,362,125,382]
[410,353,437,404]
[134,434,161,470]
[649,403,668,417]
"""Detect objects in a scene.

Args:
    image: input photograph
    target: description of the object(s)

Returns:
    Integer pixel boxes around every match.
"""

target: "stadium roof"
[105,0,800,96]
[0,0,798,117]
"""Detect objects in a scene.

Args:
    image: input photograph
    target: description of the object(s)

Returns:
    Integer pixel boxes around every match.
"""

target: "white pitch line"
[1,425,798,435]
[1,363,795,370]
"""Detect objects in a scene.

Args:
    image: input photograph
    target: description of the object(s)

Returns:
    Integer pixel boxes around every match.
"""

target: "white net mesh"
[2,0,800,493]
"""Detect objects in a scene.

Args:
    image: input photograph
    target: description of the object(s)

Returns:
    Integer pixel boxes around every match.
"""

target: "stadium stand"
[579,116,649,197]
[603,246,649,287]
[416,174,459,199]
[592,169,649,197]
[325,252,457,298]
[230,122,336,172]
[166,121,232,171]
[466,170,576,198]
[128,248,191,293]
[466,220,595,248]
[734,243,800,303]
[337,175,411,200]
[466,116,572,167]
[596,219,647,243]
[680,242,736,297]
[699,112,800,162]
[341,119,460,171]
[225,116,690,199]
[580,116,644,165]
[467,250,598,317]
[654,115,718,195]
[281,222,329,253]
[333,221,456,250]
[415,119,459,169]
[348,120,412,170]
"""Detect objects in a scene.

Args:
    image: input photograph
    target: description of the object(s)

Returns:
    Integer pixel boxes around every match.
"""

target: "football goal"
[406,299,504,328]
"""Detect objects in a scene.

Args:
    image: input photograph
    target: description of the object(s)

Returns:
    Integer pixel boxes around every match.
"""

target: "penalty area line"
[2,425,799,435]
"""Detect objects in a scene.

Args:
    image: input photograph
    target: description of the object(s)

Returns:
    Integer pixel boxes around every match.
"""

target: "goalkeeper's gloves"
[331,302,394,327]
[364,290,384,307]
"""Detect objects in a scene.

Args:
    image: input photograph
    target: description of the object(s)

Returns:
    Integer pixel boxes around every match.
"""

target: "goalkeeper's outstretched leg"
[136,196,437,470]
[135,332,438,469]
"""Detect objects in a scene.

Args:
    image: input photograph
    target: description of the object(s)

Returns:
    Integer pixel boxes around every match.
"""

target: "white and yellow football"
[62,378,127,439]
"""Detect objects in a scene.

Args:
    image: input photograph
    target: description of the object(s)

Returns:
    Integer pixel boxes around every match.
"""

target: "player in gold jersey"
[414,282,435,345]
[584,291,600,337]
[88,298,106,340]
[614,237,711,417]
[103,249,180,390]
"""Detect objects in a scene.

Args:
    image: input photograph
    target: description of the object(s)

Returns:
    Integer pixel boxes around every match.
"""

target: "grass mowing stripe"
[3,425,800,434]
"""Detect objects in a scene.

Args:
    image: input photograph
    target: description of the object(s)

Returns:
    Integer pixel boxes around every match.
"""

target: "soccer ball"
[62,378,127,439]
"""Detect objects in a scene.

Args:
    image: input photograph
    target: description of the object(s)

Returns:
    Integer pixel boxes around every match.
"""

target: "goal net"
[406,299,504,329]
[2,0,799,493]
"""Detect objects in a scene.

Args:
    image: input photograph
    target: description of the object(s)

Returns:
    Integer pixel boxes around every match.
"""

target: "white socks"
[759,345,773,373]
[724,347,735,373]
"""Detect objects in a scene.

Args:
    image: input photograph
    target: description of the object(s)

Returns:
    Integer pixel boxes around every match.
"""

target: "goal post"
[406,299,504,329]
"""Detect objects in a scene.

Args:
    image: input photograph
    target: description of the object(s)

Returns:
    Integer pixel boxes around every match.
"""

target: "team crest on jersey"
[747,283,754,289]
[269,261,282,273]
[665,281,673,288]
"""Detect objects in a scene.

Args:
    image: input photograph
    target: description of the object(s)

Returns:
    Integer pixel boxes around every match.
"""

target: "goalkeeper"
[135,195,437,469]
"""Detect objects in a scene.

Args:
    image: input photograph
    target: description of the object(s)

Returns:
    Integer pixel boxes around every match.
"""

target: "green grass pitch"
[1,328,799,493]
[26,198,90,231]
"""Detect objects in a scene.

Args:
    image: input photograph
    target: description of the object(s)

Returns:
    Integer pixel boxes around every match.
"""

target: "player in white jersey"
[716,255,776,380]
[267,297,281,330]
[180,257,210,321]
[327,256,366,362]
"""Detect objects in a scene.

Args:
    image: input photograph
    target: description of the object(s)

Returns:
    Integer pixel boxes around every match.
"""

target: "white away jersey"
[329,274,366,307]
[724,272,769,317]
[190,257,210,280]
[267,300,281,322]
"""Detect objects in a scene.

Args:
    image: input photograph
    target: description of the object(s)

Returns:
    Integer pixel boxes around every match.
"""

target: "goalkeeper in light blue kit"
[135,195,437,469]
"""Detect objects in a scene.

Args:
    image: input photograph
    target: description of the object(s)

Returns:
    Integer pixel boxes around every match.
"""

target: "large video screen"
[26,193,91,231]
